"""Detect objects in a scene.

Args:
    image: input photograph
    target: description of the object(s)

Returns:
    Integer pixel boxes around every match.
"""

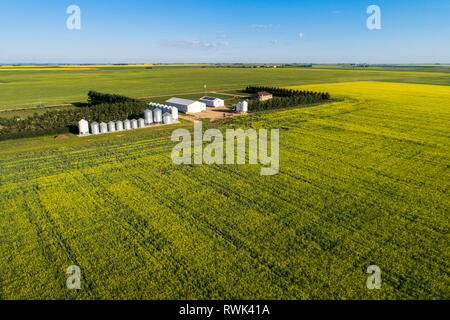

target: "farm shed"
[254,91,273,101]
[200,96,225,108]
[165,97,206,113]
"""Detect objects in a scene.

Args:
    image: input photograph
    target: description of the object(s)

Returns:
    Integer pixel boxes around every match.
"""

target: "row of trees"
[244,86,331,111]
[87,91,140,105]
[0,93,147,140]
[245,86,330,100]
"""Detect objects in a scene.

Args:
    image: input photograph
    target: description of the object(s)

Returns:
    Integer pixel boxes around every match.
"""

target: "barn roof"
[200,96,222,101]
[255,91,272,96]
[166,97,199,106]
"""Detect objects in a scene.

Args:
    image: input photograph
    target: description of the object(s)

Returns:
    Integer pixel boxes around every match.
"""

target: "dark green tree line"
[0,92,147,140]
[244,86,331,111]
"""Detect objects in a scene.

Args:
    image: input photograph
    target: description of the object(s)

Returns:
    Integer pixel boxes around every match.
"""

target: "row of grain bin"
[89,118,147,135]
[148,102,178,121]
[79,106,177,135]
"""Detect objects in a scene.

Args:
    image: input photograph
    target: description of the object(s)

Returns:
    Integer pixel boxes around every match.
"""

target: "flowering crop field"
[0,81,448,299]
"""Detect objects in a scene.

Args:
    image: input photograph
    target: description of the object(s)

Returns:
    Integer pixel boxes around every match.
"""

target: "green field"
[0,80,448,299]
[1,66,450,110]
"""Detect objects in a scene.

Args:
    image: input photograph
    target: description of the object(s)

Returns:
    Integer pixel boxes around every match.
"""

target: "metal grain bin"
[78,119,89,135]
[131,119,138,129]
[123,119,131,130]
[163,112,173,125]
[108,121,116,132]
[99,122,108,133]
[115,120,124,131]
[138,118,145,128]
[241,101,248,113]
[90,122,99,135]
[144,109,153,124]
[153,108,162,123]
[171,106,178,120]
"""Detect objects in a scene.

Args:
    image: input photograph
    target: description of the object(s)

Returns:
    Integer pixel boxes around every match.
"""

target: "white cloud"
[215,31,228,39]
[298,33,304,39]
[270,40,279,45]
[160,39,229,49]
[249,24,280,31]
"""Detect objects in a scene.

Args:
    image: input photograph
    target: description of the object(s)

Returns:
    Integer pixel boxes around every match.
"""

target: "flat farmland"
[0,81,448,299]
[1,66,449,110]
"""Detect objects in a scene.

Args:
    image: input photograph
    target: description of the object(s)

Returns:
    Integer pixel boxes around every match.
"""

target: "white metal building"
[165,97,206,113]
[200,96,225,108]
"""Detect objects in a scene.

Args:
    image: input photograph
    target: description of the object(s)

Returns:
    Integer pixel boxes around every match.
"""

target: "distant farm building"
[254,91,273,101]
[165,97,206,113]
[200,96,225,108]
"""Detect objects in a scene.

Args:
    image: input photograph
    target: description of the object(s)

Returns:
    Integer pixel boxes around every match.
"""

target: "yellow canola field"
[284,81,450,105]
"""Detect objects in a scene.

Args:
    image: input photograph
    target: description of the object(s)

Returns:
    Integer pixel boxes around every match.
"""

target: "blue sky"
[0,0,449,64]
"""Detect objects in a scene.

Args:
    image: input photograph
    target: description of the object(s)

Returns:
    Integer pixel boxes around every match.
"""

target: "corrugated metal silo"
[153,108,162,123]
[123,119,131,130]
[78,119,89,135]
[242,101,248,113]
[91,122,99,135]
[100,122,108,133]
[163,112,173,124]
[138,118,145,128]
[116,120,124,131]
[171,106,178,120]
[144,109,153,124]
[108,121,116,132]
[131,119,138,129]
